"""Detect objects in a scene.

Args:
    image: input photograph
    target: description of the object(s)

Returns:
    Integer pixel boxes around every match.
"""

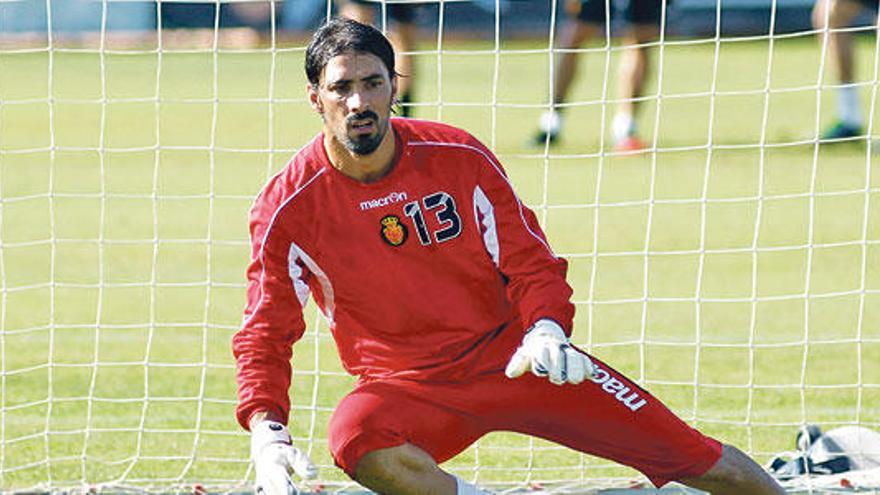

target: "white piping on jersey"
[289,241,335,322]
[243,167,326,327]
[408,140,558,259]
[287,245,312,307]
[473,185,500,266]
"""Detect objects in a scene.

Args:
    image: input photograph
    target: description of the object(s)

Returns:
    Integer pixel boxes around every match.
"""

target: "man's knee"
[354,445,405,488]
[625,24,659,45]
[697,444,756,486]
[354,443,448,493]
[559,20,597,48]
[682,443,784,494]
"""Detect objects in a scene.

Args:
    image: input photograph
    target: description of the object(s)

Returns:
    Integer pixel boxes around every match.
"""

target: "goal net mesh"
[1,0,879,492]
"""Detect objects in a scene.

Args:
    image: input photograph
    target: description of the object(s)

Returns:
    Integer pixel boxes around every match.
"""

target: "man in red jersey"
[233,17,785,495]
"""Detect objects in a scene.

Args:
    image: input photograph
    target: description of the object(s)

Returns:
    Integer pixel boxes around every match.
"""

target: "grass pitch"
[1,32,880,492]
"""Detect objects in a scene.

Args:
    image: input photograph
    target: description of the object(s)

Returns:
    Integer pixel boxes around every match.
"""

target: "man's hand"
[251,420,317,495]
[505,319,596,385]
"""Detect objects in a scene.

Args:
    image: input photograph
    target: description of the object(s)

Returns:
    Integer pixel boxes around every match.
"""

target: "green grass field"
[2,32,880,492]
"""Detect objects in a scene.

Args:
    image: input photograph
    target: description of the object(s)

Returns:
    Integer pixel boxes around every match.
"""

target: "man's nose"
[347,89,367,114]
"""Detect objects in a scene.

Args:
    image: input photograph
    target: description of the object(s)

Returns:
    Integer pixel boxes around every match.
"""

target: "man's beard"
[342,110,387,155]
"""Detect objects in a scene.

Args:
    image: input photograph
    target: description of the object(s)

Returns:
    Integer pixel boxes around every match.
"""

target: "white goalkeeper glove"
[251,420,317,495]
[505,319,596,386]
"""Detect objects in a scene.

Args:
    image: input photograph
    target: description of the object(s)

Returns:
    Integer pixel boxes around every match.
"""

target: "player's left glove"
[251,420,317,495]
[505,319,596,386]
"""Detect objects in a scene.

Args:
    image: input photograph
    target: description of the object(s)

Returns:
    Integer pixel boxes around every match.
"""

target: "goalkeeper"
[233,17,785,495]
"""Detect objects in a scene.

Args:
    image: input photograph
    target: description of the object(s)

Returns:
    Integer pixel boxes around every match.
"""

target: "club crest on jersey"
[380,215,408,246]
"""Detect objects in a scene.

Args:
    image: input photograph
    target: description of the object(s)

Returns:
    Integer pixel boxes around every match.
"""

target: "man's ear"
[307,83,323,114]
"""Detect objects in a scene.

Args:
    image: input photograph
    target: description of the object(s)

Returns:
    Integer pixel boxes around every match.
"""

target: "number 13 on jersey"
[403,191,462,246]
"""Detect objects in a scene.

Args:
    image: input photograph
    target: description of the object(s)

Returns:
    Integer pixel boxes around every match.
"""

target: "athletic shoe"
[612,135,647,153]
[820,121,863,141]
[532,130,558,147]
[532,110,562,147]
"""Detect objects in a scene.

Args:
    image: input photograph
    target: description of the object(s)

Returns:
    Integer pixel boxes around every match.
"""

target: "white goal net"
[1,0,879,493]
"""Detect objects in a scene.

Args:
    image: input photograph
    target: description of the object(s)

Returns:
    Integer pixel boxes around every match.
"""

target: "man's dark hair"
[305,17,396,87]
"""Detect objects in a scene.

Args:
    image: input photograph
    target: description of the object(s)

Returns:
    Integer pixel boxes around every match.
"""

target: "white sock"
[838,85,862,128]
[612,112,636,141]
[454,475,492,495]
[538,109,562,135]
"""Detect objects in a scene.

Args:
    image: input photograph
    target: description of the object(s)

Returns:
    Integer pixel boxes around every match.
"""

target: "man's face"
[309,52,396,156]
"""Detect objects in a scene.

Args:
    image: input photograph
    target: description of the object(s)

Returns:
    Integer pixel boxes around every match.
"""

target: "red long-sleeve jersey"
[233,118,574,430]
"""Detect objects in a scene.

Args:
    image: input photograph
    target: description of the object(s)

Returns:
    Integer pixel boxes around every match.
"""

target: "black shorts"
[349,0,419,23]
[161,3,271,30]
[853,0,878,10]
[566,0,668,26]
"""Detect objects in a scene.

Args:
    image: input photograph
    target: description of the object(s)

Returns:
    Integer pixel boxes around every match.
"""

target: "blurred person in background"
[160,1,278,46]
[813,0,874,140]
[533,0,669,152]
[338,0,421,117]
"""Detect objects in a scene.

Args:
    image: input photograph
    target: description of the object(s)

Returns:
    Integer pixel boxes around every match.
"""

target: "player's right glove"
[505,319,596,386]
[251,420,317,495]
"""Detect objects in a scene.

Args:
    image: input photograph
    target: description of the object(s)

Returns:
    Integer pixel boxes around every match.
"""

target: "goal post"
[1,0,879,492]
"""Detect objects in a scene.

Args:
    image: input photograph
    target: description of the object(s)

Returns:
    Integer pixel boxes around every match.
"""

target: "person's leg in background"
[533,0,600,146]
[813,0,868,140]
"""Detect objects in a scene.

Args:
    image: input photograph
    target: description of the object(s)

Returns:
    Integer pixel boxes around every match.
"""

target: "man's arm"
[233,186,312,429]
[468,138,593,385]
[232,239,308,430]
[233,195,317,493]
[470,138,575,333]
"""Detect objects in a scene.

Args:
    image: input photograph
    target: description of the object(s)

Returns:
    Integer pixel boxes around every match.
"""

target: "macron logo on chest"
[359,191,409,211]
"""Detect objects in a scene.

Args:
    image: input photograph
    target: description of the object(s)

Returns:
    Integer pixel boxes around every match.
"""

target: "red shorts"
[328,355,722,488]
